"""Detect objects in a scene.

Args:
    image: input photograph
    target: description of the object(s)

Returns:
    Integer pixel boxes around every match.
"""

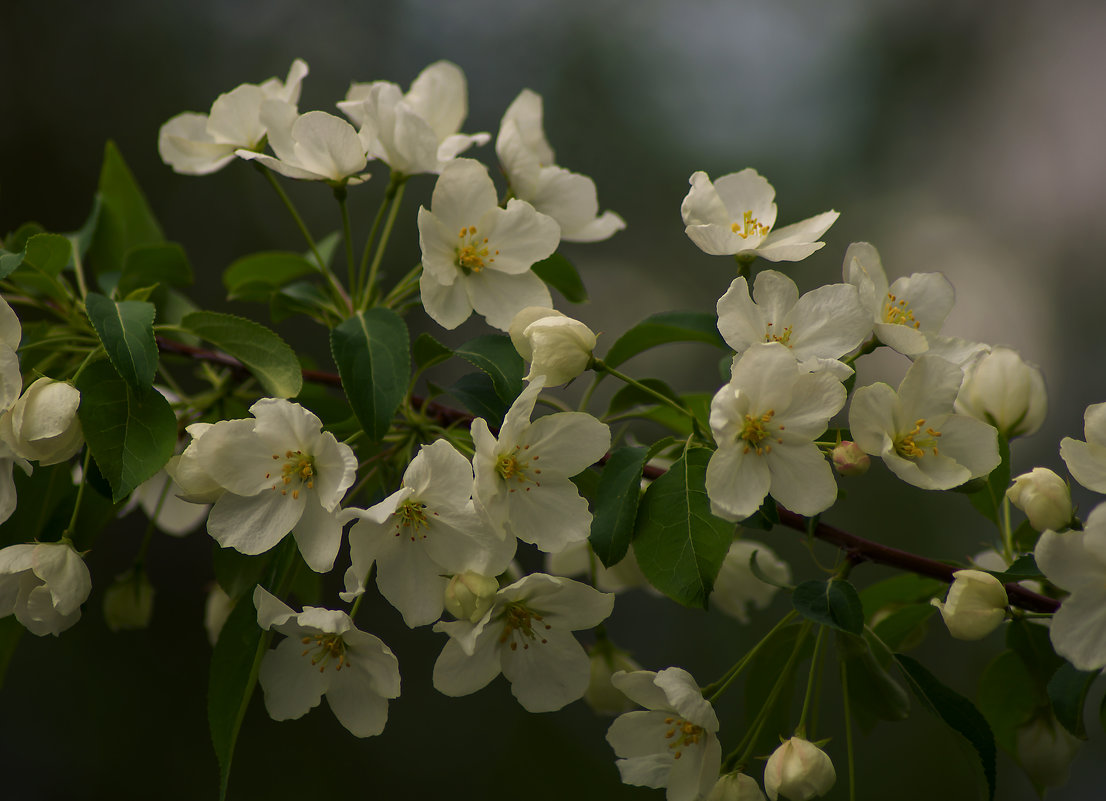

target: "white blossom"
[0,377,83,465]
[1007,468,1073,533]
[236,103,369,184]
[509,306,596,386]
[956,346,1047,439]
[763,737,836,801]
[0,541,91,636]
[1059,401,1106,493]
[930,569,1008,640]
[707,773,767,801]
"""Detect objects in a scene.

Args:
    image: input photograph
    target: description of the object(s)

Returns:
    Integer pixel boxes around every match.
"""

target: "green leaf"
[330,309,410,441]
[589,446,648,568]
[860,573,946,618]
[412,332,452,371]
[183,311,303,399]
[792,578,864,635]
[967,434,1010,527]
[269,281,334,323]
[606,378,680,417]
[86,141,165,274]
[22,233,72,276]
[75,360,177,502]
[603,311,726,369]
[532,252,588,303]
[871,602,936,652]
[896,654,997,801]
[454,335,524,403]
[449,372,509,428]
[1006,619,1063,686]
[837,632,911,730]
[641,392,713,437]
[1048,661,1099,739]
[4,222,46,252]
[213,546,275,602]
[984,554,1043,583]
[977,650,1040,753]
[85,292,158,389]
[633,447,733,609]
[0,252,21,281]
[0,616,22,690]
[223,251,317,301]
[117,242,193,297]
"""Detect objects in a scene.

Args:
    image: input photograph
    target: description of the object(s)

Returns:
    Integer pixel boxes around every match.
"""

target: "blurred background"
[2,0,1106,798]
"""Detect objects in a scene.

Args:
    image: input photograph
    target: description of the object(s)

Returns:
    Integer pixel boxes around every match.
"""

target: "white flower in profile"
[186,399,358,572]
[763,737,836,801]
[706,343,845,521]
[340,439,515,628]
[509,306,597,386]
[606,667,722,801]
[0,541,91,636]
[715,270,872,380]
[681,169,838,262]
[338,60,489,176]
[254,586,400,738]
[472,378,610,552]
[497,89,625,243]
[432,573,614,712]
[158,59,308,175]
[956,346,1047,439]
[418,158,559,330]
[1059,401,1106,494]
[1035,502,1106,670]
[0,378,83,466]
[712,539,791,624]
[236,103,369,184]
[930,569,1008,640]
[849,355,1000,490]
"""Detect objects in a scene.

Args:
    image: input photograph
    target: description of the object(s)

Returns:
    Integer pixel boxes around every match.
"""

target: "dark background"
[2,1,1105,798]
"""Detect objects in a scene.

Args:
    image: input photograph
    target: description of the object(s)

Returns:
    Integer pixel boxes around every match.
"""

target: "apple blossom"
[0,541,91,636]
[711,539,791,624]
[432,573,614,712]
[830,441,869,476]
[708,773,767,801]
[1058,401,1106,493]
[236,103,369,184]
[705,343,845,521]
[763,737,835,801]
[444,571,499,623]
[0,377,83,465]
[338,60,488,176]
[509,306,597,386]
[930,569,1008,640]
[606,667,722,801]
[715,270,871,379]
[681,169,838,262]
[158,59,308,175]
[849,355,1000,491]
[472,378,610,552]
[418,159,559,330]
[956,346,1047,438]
[497,89,625,242]
[1007,468,1073,532]
[254,586,400,738]
[184,399,358,572]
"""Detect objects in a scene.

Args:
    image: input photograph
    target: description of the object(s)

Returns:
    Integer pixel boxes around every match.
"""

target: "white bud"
[444,571,499,622]
[0,378,83,465]
[509,306,596,386]
[764,737,836,801]
[584,642,641,716]
[1007,468,1072,532]
[1015,714,1082,790]
[102,571,155,631]
[955,346,1046,439]
[931,569,1008,640]
[712,539,791,624]
[707,772,767,801]
[0,541,91,636]
[831,441,869,476]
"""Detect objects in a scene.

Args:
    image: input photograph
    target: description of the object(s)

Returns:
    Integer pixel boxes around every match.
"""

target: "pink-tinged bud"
[764,737,836,800]
[931,569,1008,640]
[1007,468,1073,532]
[832,441,870,476]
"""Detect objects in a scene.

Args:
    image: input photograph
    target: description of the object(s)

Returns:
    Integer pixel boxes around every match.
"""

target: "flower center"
[394,499,432,541]
[663,716,705,760]
[267,449,316,500]
[739,409,783,455]
[300,632,351,673]
[498,602,552,651]
[730,210,770,240]
[456,226,499,275]
[883,292,921,329]
[764,322,793,346]
[894,418,942,459]
[495,444,542,493]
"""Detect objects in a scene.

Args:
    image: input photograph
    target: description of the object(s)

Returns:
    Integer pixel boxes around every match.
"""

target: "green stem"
[381,262,423,309]
[68,235,89,301]
[62,449,93,543]
[335,185,356,296]
[840,657,857,801]
[362,176,407,309]
[1001,495,1014,563]
[795,624,828,737]
[704,610,798,702]
[356,180,395,297]
[69,347,103,384]
[592,359,695,421]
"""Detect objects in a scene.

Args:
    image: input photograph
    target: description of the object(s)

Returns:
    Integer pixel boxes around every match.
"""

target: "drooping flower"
[158,59,308,175]
[509,306,597,386]
[606,667,722,801]
[254,586,400,738]
[338,60,489,176]
[496,89,625,242]
[0,377,83,466]
[1034,502,1106,670]
[236,104,369,184]
[184,399,358,572]
[849,355,1000,490]
[711,539,791,624]
[1007,468,1073,533]
[418,159,560,330]
[705,343,845,521]
[472,378,610,552]
[763,737,836,801]
[340,439,514,628]
[1058,401,1106,493]
[956,346,1047,439]
[432,573,614,712]
[930,569,1008,640]
[0,541,91,636]
[681,169,838,262]
[715,270,871,379]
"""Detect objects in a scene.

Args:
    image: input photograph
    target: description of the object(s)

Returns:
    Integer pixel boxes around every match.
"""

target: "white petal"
[611,671,671,711]
[481,199,561,275]
[208,490,304,555]
[1048,587,1106,671]
[432,626,502,697]
[430,158,498,233]
[765,443,838,516]
[705,445,771,522]
[258,635,328,720]
[716,277,767,353]
[890,272,955,333]
[899,355,963,423]
[500,629,590,712]
[520,412,610,476]
[326,665,392,737]
[467,270,552,331]
[419,270,473,330]
[756,211,839,262]
[656,666,718,730]
[291,498,343,573]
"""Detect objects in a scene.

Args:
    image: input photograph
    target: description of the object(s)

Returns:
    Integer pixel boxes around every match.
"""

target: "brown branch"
[158,336,1061,614]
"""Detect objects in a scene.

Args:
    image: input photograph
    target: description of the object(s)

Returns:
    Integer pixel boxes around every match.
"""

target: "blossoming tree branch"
[0,58,1098,800]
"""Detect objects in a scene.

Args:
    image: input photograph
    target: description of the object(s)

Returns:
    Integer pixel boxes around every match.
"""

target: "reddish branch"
[158,337,1061,614]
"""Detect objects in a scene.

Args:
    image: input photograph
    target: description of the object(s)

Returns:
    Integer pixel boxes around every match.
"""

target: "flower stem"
[591,358,695,421]
[335,184,356,296]
[795,624,828,737]
[840,656,857,801]
[62,449,94,544]
[362,174,407,309]
[704,610,799,702]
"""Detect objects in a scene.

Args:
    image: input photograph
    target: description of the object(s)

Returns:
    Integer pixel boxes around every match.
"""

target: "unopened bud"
[102,571,155,632]
[0,378,83,465]
[707,772,767,801]
[1015,713,1082,790]
[956,346,1046,439]
[931,569,1008,640]
[1007,468,1073,532]
[584,641,641,715]
[444,571,499,622]
[764,737,836,801]
[832,441,869,476]
[509,306,596,386]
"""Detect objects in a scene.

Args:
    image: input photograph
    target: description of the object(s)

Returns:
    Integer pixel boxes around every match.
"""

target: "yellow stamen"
[730,210,770,240]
